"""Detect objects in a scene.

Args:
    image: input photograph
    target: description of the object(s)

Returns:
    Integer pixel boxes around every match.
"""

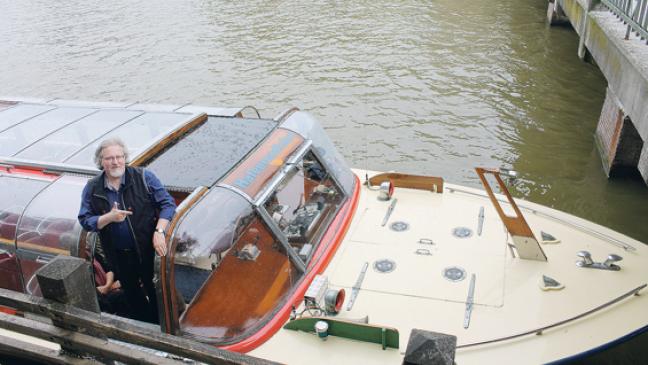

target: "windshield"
[262,150,344,263]
[170,187,303,344]
[169,145,347,345]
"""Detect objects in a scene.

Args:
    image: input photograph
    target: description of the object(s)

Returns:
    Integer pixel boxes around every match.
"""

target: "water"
[0,0,646,242]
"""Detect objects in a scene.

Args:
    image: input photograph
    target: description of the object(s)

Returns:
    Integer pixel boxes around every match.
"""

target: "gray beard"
[107,167,125,178]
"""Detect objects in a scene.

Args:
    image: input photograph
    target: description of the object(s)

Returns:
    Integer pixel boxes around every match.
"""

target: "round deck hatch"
[374,259,396,273]
[390,221,409,232]
[443,266,466,282]
[452,227,473,238]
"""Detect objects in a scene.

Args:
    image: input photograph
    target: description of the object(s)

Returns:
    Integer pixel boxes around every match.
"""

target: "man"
[78,138,176,323]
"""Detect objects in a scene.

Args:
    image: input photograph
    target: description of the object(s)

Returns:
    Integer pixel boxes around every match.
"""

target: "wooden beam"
[368,172,444,193]
[0,289,277,365]
[0,313,180,365]
[0,332,101,365]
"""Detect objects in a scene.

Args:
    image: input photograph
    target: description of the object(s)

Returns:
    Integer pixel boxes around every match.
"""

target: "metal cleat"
[576,251,594,266]
[603,254,623,270]
[576,250,622,271]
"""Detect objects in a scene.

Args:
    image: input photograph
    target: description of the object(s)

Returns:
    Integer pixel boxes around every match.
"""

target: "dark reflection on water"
[0,0,645,241]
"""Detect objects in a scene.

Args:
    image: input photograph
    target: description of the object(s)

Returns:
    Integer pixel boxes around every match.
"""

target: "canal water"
[0,0,646,242]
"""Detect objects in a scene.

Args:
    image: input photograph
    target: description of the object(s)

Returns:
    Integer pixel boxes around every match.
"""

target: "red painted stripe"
[0,305,17,315]
[222,176,361,353]
[0,166,58,180]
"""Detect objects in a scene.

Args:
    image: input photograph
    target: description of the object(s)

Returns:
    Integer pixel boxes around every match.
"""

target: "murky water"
[1,0,646,242]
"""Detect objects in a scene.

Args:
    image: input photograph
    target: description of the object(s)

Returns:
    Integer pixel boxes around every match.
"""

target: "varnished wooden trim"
[368,172,444,193]
[475,167,547,261]
[163,186,209,335]
[130,113,208,167]
[0,238,69,256]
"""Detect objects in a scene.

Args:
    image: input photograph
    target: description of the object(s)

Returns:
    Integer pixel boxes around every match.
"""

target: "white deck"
[250,170,648,364]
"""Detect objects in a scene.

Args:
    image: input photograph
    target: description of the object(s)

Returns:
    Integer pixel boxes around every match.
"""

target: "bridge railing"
[601,0,648,43]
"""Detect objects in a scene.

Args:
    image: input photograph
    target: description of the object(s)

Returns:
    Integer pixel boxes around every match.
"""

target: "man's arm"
[145,170,177,222]
[78,184,100,232]
[145,170,177,256]
[78,184,132,231]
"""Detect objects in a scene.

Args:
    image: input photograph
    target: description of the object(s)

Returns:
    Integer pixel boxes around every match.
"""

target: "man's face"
[101,145,126,178]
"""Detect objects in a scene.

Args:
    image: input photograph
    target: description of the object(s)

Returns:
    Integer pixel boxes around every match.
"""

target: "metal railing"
[601,0,648,43]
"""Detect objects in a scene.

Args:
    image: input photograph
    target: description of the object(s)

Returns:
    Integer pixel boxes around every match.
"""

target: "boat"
[0,97,646,364]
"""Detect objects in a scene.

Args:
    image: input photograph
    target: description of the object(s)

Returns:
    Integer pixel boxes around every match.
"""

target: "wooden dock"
[0,288,277,365]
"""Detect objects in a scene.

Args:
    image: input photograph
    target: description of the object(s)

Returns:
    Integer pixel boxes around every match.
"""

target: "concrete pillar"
[595,87,645,177]
[547,0,569,26]
[577,0,600,61]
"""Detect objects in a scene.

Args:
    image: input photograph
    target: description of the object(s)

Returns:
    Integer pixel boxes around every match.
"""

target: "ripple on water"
[0,0,646,242]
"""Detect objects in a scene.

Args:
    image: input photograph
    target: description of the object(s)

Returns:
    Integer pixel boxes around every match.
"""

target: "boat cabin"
[0,98,358,350]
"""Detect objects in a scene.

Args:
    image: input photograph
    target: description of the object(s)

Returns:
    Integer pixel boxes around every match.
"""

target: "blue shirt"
[78,169,176,250]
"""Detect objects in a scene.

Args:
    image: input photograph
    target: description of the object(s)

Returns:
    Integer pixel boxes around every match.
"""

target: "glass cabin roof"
[145,116,277,190]
[0,100,279,191]
[0,101,221,169]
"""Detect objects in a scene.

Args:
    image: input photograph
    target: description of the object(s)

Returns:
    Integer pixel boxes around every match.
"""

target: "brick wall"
[595,87,624,175]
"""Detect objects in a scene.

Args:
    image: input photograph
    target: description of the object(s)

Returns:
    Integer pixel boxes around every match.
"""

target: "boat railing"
[601,0,648,43]
[445,185,638,252]
[0,287,277,364]
[273,107,300,122]
[236,105,261,119]
[457,283,646,349]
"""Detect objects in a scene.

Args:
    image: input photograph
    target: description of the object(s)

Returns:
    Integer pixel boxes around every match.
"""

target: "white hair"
[94,137,129,170]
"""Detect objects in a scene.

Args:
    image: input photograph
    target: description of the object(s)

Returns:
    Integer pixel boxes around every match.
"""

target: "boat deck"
[250,169,648,364]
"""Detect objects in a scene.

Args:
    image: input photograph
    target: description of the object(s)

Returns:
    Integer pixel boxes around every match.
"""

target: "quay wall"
[553,0,648,183]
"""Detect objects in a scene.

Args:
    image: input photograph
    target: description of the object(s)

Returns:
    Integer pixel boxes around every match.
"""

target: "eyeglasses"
[103,155,125,162]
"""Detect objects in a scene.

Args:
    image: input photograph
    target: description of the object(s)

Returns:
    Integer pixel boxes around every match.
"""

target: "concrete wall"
[555,0,648,183]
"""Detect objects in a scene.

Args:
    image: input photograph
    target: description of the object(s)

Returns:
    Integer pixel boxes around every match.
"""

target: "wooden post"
[35,255,103,359]
[36,255,99,313]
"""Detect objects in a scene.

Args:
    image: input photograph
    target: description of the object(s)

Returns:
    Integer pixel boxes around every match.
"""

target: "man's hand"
[153,231,167,256]
[97,202,133,229]
[110,202,132,223]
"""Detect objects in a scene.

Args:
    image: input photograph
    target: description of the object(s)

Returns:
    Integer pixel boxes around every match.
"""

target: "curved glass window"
[280,111,356,195]
[16,175,86,295]
[66,112,193,166]
[16,109,142,163]
[0,104,54,134]
[172,187,254,302]
[170,187,302,343]
[0,107,95,157]
[0,176,50,292]
[262,150,344,263]
[0,176,50,246]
